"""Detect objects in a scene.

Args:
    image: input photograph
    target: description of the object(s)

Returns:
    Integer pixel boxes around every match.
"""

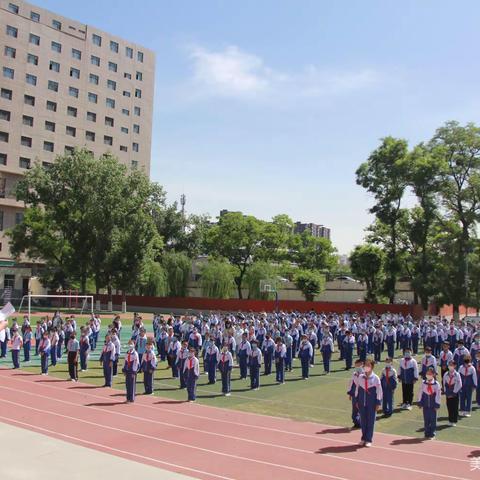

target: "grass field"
[1,312,479,446]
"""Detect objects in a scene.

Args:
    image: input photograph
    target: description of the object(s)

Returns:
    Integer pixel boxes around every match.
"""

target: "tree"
[356,137,409,303]
[293,269,325,301]
[289,231,337,271]
[244,261,279,299]
[205,213,266,298]
[138,260,168,297]
[349,244,385,303]
[162,252,191,297]
[199,259,236,299]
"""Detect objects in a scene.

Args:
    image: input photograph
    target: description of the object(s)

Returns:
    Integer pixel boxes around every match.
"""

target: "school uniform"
[458,363,478,415]
[284,333,293,371]
[183,355,200,401]
[298,340,313,379]
[34,325,43,356]
[111,334,121,376]
[205,343,219,384]
[10,334,22,369]
[385,328,396,359]
[123,349,140,402]
[237,339,251,379]
[357,334,368,362]
[135,335,147,364]
[176,347,189,388]
[417,380,441,438]
[372,330,384,361]
[66,338,79,381]
[355,373,383,444]
[188,331,203,351]
[398,357,419,407]
[380,365,397,416]
[443,369,462,424]
[308,331,317,366]
[474,357,480,407]
[38,337,51,374]
[156,330,168,361]
[347,370,361,428]
[274,343,287,383]
[23,331,32,362]
[453,346,469,369]
[79,335,90,371]
[262,338,275,375]
[421,354,437,379]
[141,349,157,394]
[411,326,420,354]
[320,337,334,373]
[447,327,459,352]
[99,341,115,387]
[49,332,58,367]
[439,350,453,382]
[249,347,262,389]
[343,336,355,370]
[168,340,180,377]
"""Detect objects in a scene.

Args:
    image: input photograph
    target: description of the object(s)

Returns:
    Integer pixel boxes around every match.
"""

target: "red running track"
[0,368,478,480]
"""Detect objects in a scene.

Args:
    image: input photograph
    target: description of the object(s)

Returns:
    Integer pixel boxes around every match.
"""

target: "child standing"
[135,329,147,364]
[168,336,181,378]
[237,333,251,379]
[439,342,453,384]
[298,335,313,379]
[343,331,355,370]
[218,345,233,396]
[176,340,189,389]
[38,331,51,375]
[23,326,32,363]
[398,348,419,410]
[262,335,275,375]
[99,334,115,387]
[380,357,397,416]
[249,340,262,390]
[66,332,80,382]
[458,356,478,417]
[417,367,441,439]
[123,340,139,403]
[474,351,480,407]
[205,340,219,384]
[274,337,286,384]
[420,347,437,379]
[320,334,334,374]
[10,329,22,369]
[141,341,157,395]
[347,359,364,429]
[184,347,200,402]
[79,328,90,372]
[443,360,462,426]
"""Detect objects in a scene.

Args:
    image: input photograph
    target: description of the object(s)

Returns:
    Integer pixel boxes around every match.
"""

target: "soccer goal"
[18,294,94,318]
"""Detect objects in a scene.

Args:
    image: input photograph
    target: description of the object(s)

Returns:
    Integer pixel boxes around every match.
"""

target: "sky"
[33,0,480,254]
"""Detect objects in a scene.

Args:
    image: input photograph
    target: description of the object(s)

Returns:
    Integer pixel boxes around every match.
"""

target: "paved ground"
[0,422,195,480]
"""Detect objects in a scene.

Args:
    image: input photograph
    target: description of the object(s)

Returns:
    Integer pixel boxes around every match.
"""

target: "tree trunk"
[121,290,127,313]
[453,303,460,321]
[80,274,87,295]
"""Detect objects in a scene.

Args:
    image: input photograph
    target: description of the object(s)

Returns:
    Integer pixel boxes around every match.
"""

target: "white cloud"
[187,44,382,101]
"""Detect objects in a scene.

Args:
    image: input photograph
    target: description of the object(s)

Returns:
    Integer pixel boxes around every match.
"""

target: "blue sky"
[34,0,480,254]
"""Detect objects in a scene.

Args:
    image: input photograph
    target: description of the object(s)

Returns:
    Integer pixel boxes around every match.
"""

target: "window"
[66,126,76,137]
[126,47,133,58]
[133,124,140,134]
[43,141,54,152]
[121,127,128,134]
[15,212,24,225]
[87,92,97,103]
[123,90,131,97]
[131,160,138,169]
[52,20,62,30]
[70,67,80,79]
[92,34,102,46]
[46,100,57,112]
[137,51,144,62]
[0,110,10,121]
[135,89,142,98]
[0,154,6,165]
[29,33,40,45]
[42,161,52,169]
[110,41,118,53]
[86,111,96,122]
[108,61,117,72]
[91,55,100,66]
[64,146,74,154]
[24,95,35,106]
[6,26,18,38]
[124,72,132,79]
[1,89,13,100]
[26,73,37,85]
[107,79,116,90]
[21,136,32,148]
[8,3,19,14]
[19,157,30,169]
[30,11,40,22]
[22,115,33,127]
[121,108,130,116]
[105,116,114,127]
[27,54,38,65]
[3,67,14,79]
[120,145,128,152]
[134,106,141,116]
[49,61,60,72]
[104,135,113,146]
[72,48,82,60]
[0,132,9,143]
[89,73,99,85]
[68,86,79,98]
[0,212,3,231]
[106,98,115,109]
[45,121,55,132]
[4,46,16,59]
[67,106,77,117]
[51,41,62,53]
[48,80,58,92]
[85,131,95,142]
[136,71,143,81]
[132,142,139,152]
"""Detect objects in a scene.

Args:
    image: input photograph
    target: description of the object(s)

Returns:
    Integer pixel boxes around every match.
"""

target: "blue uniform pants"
[344,348,353,369]
[387,341,395,359]
[103,360,112,386]
[358,402,377,443]
[422,407,437,438]
[373,345,381,362]
[250,364,260,389]
[40,353,49,374]
[50,347,57,366]
[125,373,137,401]
[285,347,292,371]
[301,357,310,378]
[460,386,473,412]
[238,352,248,378]
[351,397,360,427]
[80,351,88,370]
[144,370,154,394]
[322,352,331,373]
[207,358,217,384]
[179,360,186,388]
[186,370,197,401]
[275,358,284,382]
[382,388,394,415]
[23,342,30,362]
[221,369,231,393]
[264,352,272,375]
[12,349,20,368]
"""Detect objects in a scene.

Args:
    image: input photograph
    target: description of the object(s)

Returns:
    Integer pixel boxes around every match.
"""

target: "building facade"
[294,221,331,240]
[0,0,155,295]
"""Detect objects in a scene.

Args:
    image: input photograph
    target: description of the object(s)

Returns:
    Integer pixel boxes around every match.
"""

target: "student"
[347,360,364,429]
[183,347,200,402]
[443,360,462,426]
[135,329,147,364]
[218,345,233,396]
[141,341,157,395]
[66,332,80,382]
[262,334,275,375]
[38,331,51,375]
[458,356,478,417]
[343,331,355,370]
[274,337,286,384]
[380,357,397,416]
[357,331,369,362]
[23,325,32,363]
[398,348,419,410]
[453,341,469,369]
[474,351,480,407]
[298,335,313,379]
[355,359,382,447]
[201,332,213,374]
[439,342,453,383]
[176,340,190,389]
[156,327,168,362]
[320,334,334,374]
[168,336,181,378]
[34,321,43,356]
[79,328,90,372]
[123,340,139,403]
[111,330,121,377]
[237,333,251,379]
[99,334,115,387]
[385,325,396,360]
[420,347,437,379]
[205,340,219,385]
[249,340,262,390]
[411,324,420,355]
[417,367,441,439]
[372,327,383,362]
[284,330,293,372]
[10,329,22,369]
[49,328,59,367]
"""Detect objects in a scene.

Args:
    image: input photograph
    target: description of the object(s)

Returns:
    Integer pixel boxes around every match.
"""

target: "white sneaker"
[364,442,372,447]
[407,405,412,411]
[466,413,471,417]
[401,403,406,409]
[225,393,231,397]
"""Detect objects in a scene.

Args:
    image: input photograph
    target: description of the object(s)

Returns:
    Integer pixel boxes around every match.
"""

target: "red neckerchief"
[448,372,455,389]
[364,376,369,393]
[427,381,433,395]
[127,351,132,368]
[189,358,194,369]
[385,367,390,385]
[222,353,226,363]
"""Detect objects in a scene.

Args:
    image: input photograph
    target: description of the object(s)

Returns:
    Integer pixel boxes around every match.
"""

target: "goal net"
[18,294,94,318]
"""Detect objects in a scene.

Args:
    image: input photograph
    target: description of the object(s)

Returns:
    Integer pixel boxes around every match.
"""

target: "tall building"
[294,221,331,240]
[0,0,155,295]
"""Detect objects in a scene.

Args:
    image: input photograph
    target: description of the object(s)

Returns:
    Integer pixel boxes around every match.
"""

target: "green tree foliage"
[162,251,192,297]
[293,269,326,301]
[199,259,236,299]
[289,231,337,271]
[244,261,279,300]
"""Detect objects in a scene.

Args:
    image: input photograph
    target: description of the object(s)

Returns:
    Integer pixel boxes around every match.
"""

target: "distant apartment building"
[0,0,155,295]
[294,221,331,240]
